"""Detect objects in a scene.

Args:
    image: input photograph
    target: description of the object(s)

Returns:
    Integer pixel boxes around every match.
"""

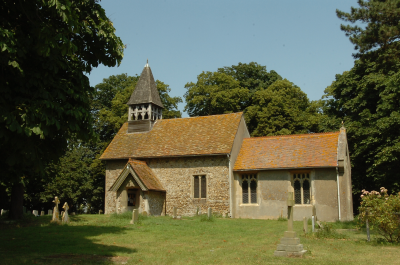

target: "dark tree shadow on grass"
[0,215,136,265]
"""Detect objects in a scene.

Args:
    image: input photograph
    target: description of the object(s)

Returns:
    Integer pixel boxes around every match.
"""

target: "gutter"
[336,168,341,221]
[227,154,233,218]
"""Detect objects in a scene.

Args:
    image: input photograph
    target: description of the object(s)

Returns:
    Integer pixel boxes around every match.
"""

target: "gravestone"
[312,216,315,232]
[61,211,64,217]
[130,209,139,224]
[71,212,76,216]
[173,207,177,219]
[207,207,212,220]
[62,202,69,224]
[1,209,4,216]
[40,211,45,216]
[33,210,38,216]
[142,211,148,217]
[196,207,200,216]
[303,217,308,234]
[48,210,53,215]
[274,192,307,257]
[51,196,61,223]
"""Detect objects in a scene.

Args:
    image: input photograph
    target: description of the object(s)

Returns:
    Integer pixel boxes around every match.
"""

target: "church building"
[100,63,354,222]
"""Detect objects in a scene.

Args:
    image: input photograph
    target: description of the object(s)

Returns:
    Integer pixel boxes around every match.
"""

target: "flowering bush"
[358,187,400,242]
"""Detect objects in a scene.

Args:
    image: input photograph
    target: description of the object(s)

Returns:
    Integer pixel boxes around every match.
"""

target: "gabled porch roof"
[109,159,165,192]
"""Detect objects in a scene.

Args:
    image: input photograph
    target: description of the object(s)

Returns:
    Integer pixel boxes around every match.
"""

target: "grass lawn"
[0,213,399,265]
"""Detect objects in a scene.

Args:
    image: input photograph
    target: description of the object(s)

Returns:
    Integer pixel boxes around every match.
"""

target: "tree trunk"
[9,183,24,219]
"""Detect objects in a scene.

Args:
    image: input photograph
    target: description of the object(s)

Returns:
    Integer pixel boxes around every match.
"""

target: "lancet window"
[241,174,257,204]
[293,173,311,205]
[193,175,206,199]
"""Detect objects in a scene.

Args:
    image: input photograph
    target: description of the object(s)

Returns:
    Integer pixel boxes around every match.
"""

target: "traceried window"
[241,174,257,204]
[293,173,311,205]
[193,175,207,199]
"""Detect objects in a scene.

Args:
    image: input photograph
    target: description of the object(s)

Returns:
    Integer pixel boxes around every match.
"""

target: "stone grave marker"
[33,210,38,216]
[71,212,76,216]
[40,211,45,216]
[48,210,53,215]
[61,211,64,217]
[274,192,307,257]
[173,207,177,219]
[1,209,4,216]
[303,217,308,234]
[207,207,212,220]
[62,202,70,224]
[130,209,139,224]
[51,196,60,223]
[142,211,148,217]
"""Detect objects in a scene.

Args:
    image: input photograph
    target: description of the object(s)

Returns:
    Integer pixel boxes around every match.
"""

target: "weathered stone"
[173,207,177,219]
[142,211,147,217]
[284,231,297,238]
[207,207,212,219]
[40,211,45,216]
[130,209,139,224]
[48,210,53,215]
[51,196,60,223]
[62,202,70,224]
[280,237,300,245]
[33,210,38,216]
[303,217,308,233]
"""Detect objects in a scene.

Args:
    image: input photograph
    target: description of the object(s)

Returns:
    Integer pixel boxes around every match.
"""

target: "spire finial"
[147,58,148,64]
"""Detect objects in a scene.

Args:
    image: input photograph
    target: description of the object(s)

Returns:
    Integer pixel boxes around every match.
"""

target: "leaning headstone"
[48,209,53,215]
[33,210,39,216]
[130,209,139,224]
[173,207,177,219]
[207,207,212,220]
[40,211,45,216]
[62,202,69,224]
[274,192,307,257]
[51,196,60,223]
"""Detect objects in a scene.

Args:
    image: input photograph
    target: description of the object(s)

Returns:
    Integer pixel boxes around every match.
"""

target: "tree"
[0,0,124,219]
[322,0,400,194]
[184,62,320,136]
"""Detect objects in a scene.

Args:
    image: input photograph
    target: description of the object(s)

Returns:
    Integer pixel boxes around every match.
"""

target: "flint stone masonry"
[105,156,230,216]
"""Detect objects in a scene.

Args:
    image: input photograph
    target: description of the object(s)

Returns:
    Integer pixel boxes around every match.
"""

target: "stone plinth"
[274,231,307,257]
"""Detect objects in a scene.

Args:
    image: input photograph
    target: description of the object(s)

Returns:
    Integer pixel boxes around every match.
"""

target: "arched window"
[241,174,257,204]
[193,175,206,199]
[292,173,311,205]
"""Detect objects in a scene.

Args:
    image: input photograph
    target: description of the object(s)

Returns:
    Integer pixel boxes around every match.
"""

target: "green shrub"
[358,187,400,243]
[314,223,346,239]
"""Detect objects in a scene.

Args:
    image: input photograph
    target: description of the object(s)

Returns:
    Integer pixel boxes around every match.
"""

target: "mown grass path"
[0,214,399,264]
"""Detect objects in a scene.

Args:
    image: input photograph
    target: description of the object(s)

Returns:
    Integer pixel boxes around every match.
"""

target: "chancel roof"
[126,63,164,108]
[100,112,243,160]
[234,132,341,171]
[109,159,165,192]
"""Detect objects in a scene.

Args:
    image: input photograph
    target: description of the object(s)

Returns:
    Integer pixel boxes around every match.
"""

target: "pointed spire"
[126,62,164,108]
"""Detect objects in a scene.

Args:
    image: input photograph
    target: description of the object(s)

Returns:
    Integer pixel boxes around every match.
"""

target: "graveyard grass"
[0,213,399,265]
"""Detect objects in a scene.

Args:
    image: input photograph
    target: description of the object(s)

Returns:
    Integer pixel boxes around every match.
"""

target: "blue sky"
[89,0,359,116]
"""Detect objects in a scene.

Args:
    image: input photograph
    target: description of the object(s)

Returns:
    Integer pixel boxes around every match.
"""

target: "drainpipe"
[336,167,341,221]
[227,154,233,218]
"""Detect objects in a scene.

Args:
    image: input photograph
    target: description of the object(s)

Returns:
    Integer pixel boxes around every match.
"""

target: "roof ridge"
[246,131,340,140]
[155,112,243,121]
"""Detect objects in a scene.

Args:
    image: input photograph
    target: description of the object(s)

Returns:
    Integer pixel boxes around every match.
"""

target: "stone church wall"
[105,160,128,214]
[145,156,230,216]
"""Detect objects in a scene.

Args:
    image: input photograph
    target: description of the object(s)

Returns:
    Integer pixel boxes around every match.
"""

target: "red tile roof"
[100,112,243,160]
[128,159,165,191]
[234,132,340,171]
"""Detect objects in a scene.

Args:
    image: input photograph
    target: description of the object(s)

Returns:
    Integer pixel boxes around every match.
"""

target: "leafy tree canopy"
[0,0,124,183]
[184,62,320,136]
[337,0,400,61]
[323,0,400,194]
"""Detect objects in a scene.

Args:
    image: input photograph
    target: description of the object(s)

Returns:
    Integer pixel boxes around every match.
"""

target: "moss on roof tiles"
[234,132,340,171]
[100,112,243,160]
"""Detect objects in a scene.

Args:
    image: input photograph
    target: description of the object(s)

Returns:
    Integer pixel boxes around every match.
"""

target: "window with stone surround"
[292,173,311,205]
[241,174,257,204]
[193,175,206,199]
